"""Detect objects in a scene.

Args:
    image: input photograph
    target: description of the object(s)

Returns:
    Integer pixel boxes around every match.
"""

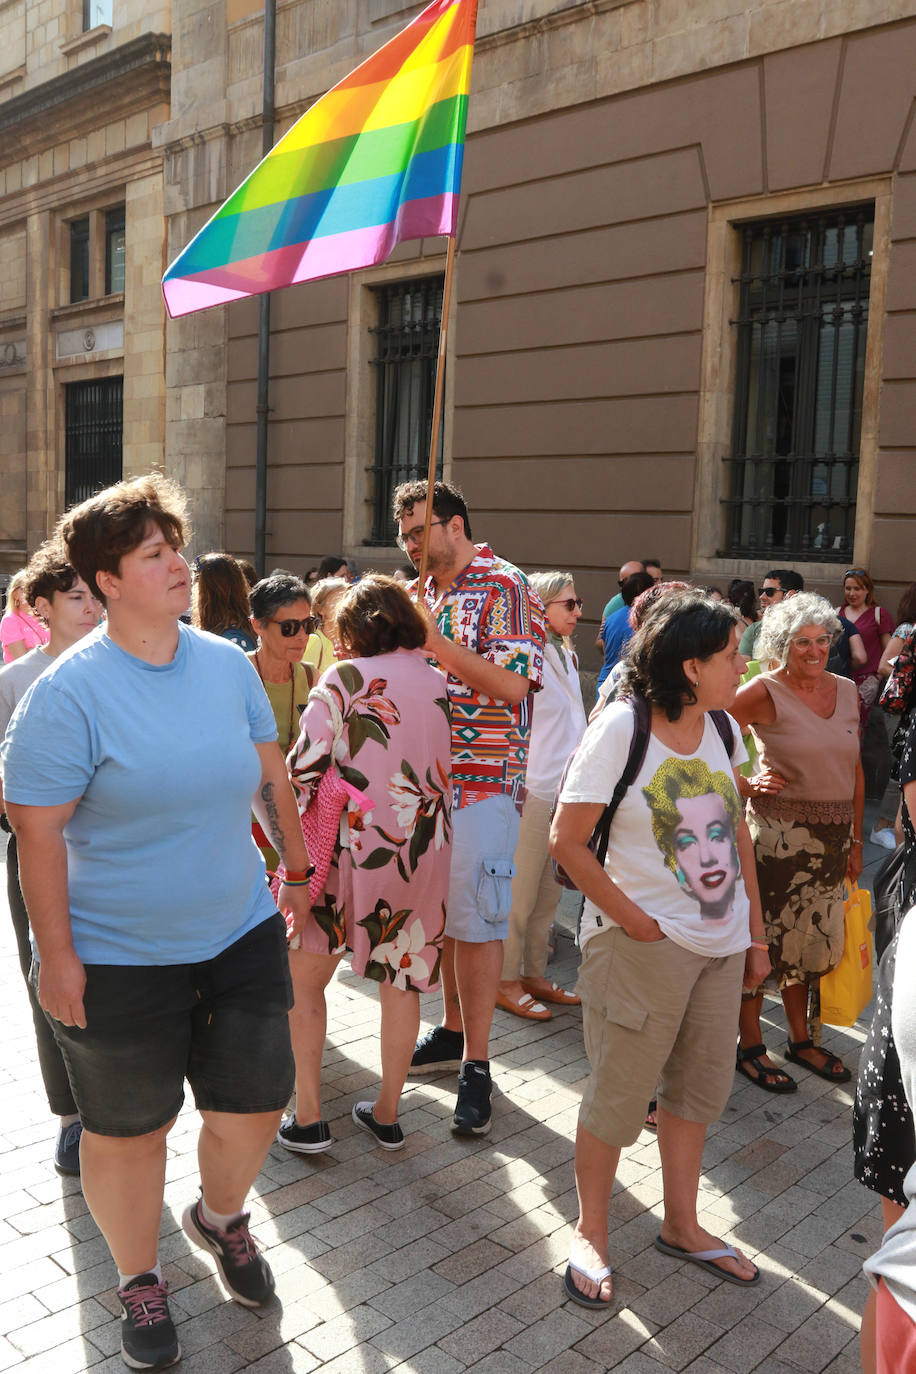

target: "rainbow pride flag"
[162,0,477,318]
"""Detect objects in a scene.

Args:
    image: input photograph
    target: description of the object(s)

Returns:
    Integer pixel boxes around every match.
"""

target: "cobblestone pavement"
[0,834,888,1374]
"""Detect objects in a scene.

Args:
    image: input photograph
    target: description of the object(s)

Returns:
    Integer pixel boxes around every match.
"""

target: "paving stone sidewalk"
[0,837,887,1374]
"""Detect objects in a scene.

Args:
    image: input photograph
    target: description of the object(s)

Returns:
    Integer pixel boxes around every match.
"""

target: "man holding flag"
[395,480,546,1135]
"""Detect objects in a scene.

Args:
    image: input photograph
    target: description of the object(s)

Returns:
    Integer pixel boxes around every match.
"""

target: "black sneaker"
[54,1119,82,1177]
[408,1024,464,1075]
[276,1116,333,1154]
[352,1102,405,1151]
[181,1200,275,1307]
[452,1060,492,1136]
[118,1273,180,1370]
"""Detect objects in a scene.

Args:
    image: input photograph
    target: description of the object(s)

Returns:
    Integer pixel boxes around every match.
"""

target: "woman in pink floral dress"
[278,575,452,1154]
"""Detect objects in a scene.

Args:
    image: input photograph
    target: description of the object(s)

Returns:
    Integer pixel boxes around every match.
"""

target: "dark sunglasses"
[758,586,782,597]
[547,597,583,612]
[843,568,867,580]
[268,616,317,637]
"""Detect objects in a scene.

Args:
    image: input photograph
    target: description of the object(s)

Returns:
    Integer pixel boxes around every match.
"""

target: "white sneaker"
[869,827,897,850]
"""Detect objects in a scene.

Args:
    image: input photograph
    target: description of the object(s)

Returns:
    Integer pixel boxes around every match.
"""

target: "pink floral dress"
[287,648,452,992]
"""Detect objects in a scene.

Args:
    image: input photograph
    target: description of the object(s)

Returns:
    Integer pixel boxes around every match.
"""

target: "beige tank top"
[750,673,859,803]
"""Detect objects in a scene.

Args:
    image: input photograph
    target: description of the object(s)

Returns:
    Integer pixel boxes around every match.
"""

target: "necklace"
[254,650,295,746]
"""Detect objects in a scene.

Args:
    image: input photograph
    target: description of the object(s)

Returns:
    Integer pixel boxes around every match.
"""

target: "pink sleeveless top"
[750,673,859,811]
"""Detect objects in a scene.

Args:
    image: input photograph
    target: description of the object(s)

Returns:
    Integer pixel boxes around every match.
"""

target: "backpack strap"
[708,709,735,760]
[592,694,652,869]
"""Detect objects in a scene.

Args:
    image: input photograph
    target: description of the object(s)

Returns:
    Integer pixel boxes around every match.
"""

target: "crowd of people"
[1,475,915,1372]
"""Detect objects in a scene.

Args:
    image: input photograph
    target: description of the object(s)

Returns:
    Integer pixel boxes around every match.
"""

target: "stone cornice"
[0,33,171,168]
[0,148,164,228]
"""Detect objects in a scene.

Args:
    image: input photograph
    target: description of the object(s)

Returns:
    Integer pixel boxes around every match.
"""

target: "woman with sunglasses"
[496,572,587,1019]
[249,574,316,869]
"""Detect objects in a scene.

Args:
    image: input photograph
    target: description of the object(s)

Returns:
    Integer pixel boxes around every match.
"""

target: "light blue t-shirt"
[1,623,278,966]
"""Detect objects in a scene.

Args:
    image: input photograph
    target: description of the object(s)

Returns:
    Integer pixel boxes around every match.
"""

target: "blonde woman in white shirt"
[496,571,587,1020]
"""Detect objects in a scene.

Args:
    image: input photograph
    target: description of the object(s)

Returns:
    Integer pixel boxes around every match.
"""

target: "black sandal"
[784,1038,851,1083]
[644,1099,658,1131]
[736,1044,798,1094]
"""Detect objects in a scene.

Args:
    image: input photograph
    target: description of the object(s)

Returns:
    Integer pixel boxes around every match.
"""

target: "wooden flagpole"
[416,232,457,591]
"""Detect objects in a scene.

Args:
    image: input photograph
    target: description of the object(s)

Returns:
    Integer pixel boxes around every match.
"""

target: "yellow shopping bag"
[820,882,874,1027]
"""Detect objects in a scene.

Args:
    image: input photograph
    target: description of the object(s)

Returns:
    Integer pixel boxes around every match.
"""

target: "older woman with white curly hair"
[731,592,865,1092]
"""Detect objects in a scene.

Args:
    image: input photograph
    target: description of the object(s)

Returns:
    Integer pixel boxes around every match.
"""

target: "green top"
[601,591,624,621]
[255,659,313,870]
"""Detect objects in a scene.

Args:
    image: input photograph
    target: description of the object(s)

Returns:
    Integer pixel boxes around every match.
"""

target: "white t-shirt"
[560,701,751,957]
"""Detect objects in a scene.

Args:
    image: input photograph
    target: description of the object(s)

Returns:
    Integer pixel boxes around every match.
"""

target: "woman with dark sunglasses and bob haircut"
[0,474,313,1371]
[248,573,317,869]
[550,591,769,1309]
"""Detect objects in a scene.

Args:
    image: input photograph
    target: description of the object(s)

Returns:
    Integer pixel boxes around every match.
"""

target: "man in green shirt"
[738,568,805,658]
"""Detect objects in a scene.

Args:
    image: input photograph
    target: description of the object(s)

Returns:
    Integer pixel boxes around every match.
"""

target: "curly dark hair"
[616,591,740,720]
[392,479,472,540]
[335,575,428,657]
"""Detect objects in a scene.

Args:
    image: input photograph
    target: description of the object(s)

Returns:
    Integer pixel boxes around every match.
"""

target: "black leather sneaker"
[452,1060,492,1136]
[408,1024,464,1075]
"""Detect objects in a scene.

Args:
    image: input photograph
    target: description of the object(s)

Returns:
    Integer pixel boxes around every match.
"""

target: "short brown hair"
[58,473,189,603]
[335,575,427,657]
[23,539,80,608]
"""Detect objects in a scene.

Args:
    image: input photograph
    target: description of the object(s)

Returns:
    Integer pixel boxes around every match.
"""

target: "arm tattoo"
[259,781,288,857]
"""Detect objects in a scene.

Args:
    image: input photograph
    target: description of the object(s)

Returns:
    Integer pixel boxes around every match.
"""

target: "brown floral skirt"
[746,803,852,989]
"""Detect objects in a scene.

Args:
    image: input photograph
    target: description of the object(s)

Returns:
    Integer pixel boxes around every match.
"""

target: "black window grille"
[722,205,873,562]
[65,377,123,508]
[367,275,445,545]
[105,206,126,295]
[70,218,90,303]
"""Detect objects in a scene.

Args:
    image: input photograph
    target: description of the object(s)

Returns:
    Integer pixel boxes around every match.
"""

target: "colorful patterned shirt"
[419,544,546,811]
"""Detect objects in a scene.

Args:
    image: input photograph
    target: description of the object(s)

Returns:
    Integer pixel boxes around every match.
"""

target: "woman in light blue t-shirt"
[2,474,313,1373]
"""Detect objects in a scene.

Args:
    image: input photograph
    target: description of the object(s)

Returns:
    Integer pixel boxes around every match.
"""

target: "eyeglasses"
[268,616,318,637]
[547,597,583,612]
[843,569,867,580]
[758,586,782,598]
[396,519,447,552]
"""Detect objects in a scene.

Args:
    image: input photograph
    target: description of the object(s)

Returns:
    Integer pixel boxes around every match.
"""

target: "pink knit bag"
[300,766,352,903]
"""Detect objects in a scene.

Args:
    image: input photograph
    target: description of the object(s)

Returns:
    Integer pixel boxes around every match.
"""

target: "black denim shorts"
[36,913,294,1137]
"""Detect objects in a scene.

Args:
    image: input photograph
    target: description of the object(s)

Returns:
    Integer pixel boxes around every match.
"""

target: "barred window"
[722,205,873,562]
[65,377,123,507]
[367,275,444,545]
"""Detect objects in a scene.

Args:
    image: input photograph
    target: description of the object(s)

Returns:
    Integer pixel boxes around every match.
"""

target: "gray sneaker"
[118,1273,180,1370]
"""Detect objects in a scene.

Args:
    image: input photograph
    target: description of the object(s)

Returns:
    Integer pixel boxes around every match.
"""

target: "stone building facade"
[5,1,916,658]
[0,0,169,577]
[161,0,916,652]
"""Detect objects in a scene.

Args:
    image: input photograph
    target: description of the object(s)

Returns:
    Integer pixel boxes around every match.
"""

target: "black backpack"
[873,842,908,963]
